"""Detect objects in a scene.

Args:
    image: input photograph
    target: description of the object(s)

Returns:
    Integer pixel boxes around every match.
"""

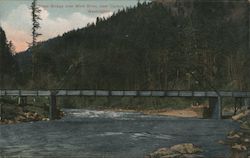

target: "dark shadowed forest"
[1,0,249,91]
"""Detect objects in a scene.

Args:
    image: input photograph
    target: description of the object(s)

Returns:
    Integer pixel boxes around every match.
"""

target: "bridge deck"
[0,90,250,97]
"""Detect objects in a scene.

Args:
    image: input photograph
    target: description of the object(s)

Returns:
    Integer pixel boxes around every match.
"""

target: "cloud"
[1,4,113,52]
[99,11,113,18]
[39,11,96,39]
[0,4,32,52]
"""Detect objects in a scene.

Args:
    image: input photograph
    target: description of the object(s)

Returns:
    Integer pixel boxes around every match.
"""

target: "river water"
[0,109,239,158]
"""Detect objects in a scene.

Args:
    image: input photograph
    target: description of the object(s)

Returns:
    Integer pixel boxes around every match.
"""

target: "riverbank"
[0,102,213,124]
[225,109,250,158]
[0,99,63,125]
[100,106,209,118]
[0,99,207,125]
[0,104,48,125]
[143,108,200,118]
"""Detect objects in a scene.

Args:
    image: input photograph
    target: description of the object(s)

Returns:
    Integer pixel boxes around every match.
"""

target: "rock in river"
[146,143,203,158]
[170,143,203,154]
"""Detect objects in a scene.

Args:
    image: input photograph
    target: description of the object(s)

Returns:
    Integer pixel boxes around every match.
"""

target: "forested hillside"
[16,1,250,90]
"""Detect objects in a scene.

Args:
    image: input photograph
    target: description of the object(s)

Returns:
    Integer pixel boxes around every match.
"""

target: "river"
[0,109,239,158]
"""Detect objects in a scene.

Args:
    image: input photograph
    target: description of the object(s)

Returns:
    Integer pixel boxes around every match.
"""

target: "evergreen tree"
[30,0,42,87]
[31,0,42,47]
[0,27,18,88]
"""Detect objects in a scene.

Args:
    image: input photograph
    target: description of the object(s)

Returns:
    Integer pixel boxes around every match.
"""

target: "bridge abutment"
[49,94,57,120]
[0,103,2,121]
[209,97,222,119]
[244,98,250,109]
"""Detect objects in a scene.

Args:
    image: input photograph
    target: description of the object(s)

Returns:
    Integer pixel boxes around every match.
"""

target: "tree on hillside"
[0,27,18,88]
[30,0,42,86]
[31,0,42,46]
[8,41,16,55]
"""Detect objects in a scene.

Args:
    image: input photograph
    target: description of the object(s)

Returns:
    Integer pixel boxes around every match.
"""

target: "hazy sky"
[0,0,150,52]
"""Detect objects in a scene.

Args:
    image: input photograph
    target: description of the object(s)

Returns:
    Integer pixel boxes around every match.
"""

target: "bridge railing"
[0,90,250,97]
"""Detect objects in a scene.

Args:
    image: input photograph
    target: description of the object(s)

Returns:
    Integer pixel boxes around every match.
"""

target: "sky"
[0,0,150,52]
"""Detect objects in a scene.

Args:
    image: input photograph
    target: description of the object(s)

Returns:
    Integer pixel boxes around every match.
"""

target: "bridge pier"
[209,97,222,119]
[18,96,27,106]
[0,103,2,121]
[244,98,250,109]
[49,94,57,120]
